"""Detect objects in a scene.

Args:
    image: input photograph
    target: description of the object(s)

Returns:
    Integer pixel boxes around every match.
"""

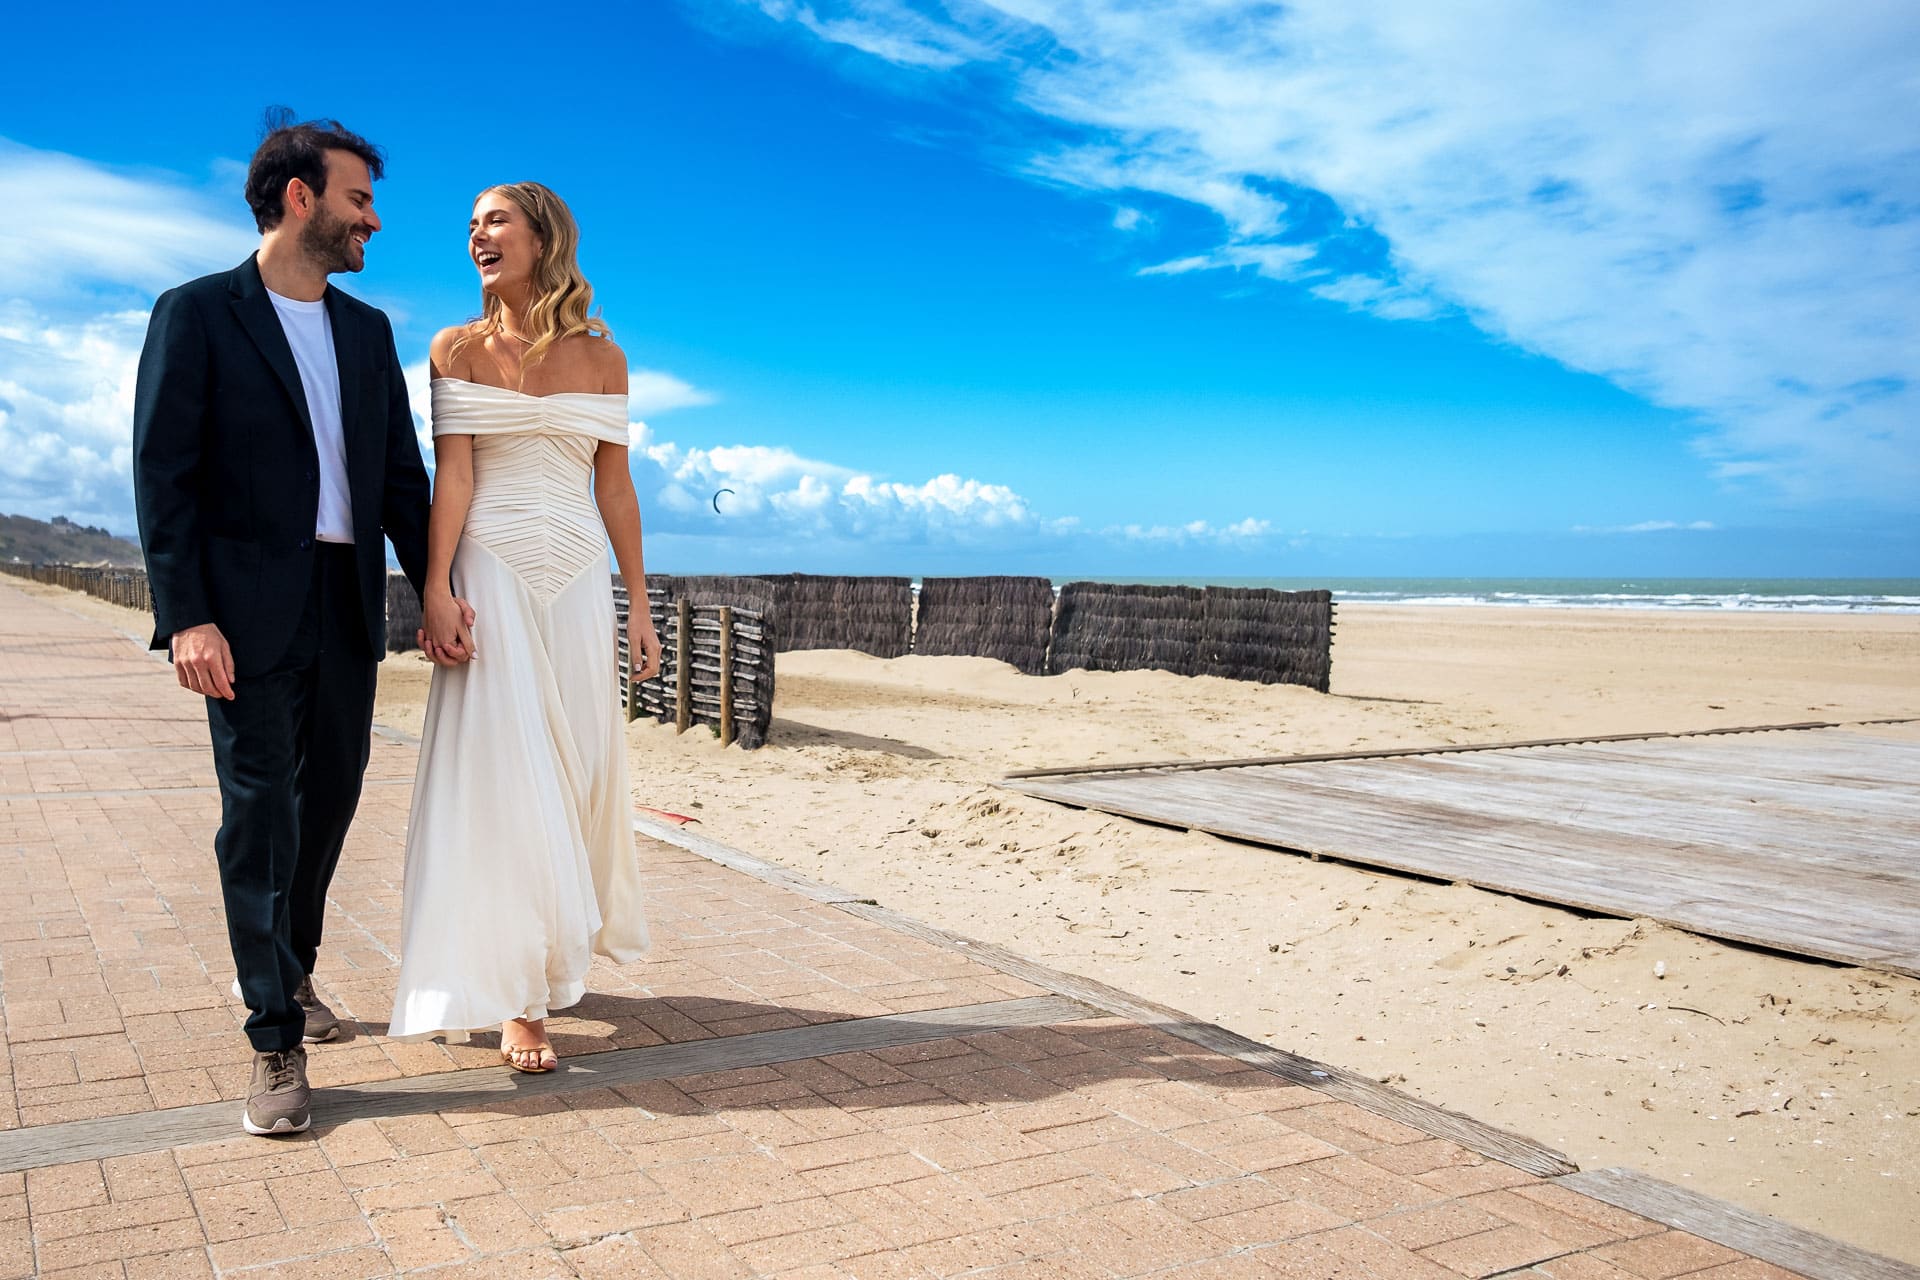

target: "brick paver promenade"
[0,578,1838,1279]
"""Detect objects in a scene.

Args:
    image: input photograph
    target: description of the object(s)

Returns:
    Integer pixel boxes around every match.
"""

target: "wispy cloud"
[0,137,252,311]
[733,1,1920,503]
[1573,520,1717,535]
[1108,517,1273,544]
[629,370,717,416]
[750,0,989,69]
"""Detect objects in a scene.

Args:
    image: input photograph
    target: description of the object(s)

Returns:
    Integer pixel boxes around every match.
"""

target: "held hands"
[418,591,480,667]
[172,623,236,700]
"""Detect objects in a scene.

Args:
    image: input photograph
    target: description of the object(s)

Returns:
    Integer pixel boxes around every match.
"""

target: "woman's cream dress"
[388,378,649,1042]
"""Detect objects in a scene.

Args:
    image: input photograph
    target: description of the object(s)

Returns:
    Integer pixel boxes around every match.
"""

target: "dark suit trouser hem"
[206,543,374,1052]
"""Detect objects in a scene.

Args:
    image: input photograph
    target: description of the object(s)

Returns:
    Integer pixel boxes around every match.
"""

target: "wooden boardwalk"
[1007,728,1920,978]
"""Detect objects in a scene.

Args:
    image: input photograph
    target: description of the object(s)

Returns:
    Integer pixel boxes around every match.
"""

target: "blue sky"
[2,1,1915,576]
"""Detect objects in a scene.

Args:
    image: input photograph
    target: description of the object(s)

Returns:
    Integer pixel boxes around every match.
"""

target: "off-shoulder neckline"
[430,377,626,401]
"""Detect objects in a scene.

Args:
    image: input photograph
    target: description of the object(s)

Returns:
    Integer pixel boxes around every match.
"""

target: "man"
[133,113,468,1136]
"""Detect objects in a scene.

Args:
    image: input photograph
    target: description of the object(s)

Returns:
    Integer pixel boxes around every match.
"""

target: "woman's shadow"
[317,988,1261,1131]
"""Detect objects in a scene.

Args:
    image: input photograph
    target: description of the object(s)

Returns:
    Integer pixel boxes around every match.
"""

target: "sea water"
[1081,577,1920,614]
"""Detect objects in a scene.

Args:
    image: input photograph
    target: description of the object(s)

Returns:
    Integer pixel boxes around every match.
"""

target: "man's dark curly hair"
[243,107,386,232]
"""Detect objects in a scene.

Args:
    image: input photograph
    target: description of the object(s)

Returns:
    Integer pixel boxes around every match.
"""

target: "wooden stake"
[719,606,735,748]
[675,598,692,734]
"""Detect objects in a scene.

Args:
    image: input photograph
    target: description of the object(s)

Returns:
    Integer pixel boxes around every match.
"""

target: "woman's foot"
[500,1018,558,1073]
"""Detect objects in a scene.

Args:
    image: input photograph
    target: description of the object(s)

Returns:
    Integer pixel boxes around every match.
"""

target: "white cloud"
[1108,517,1273,544]
[0,303,147,531]
[751,0,997,69]
[629,369,717,416]
[640,431,1053,544]
[0,137,252,310]
[1573,520,1717,535]
[0,140,251,534]
[737,1,1920,503]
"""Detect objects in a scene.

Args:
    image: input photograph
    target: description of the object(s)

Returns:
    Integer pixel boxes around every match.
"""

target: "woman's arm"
[420,328,478,664]
[594,442,662,681]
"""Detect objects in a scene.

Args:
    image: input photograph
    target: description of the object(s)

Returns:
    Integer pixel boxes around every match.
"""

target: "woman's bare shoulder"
[428,324,479,375]
[586,333,628,393]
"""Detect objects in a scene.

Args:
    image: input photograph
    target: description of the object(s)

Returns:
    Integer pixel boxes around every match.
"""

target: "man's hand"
[171,623,236,700]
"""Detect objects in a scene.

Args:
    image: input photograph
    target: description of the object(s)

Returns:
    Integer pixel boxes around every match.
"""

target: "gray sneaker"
[243,1046,311,1136]
[295,976,341,1043]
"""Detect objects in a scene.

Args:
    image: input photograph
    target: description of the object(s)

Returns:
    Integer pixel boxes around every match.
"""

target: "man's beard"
[300,205,360,275]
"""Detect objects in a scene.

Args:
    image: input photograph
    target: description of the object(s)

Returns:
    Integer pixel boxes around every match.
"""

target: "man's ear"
[285,177,313,221]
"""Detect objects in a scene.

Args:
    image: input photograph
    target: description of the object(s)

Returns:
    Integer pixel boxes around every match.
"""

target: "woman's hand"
[420,591,478,666]
[631,614,664,682]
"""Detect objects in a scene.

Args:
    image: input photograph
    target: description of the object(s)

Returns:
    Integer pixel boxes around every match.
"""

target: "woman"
[389,182,663,1071]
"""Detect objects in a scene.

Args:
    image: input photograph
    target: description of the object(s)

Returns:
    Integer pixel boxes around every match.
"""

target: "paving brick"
[1591,1230,1744,1279]
[187,1180,283,1243]
[565,1234,673,1279]
[1508,1184,1664,1240]
[827,1184,967,1250]
[904,1224,1069,1277]
[1421,1223,1569,1276]
[120,1249,216,1280]
[704,1196,856,1247]
[99,1153,185,1204]
[1368,1199,1510,1251]
[26,1163,109,1213]
[370,1204,471,1270]
[31,1216,209,1272]
[1195,1196,1349,1247]
[631,1220,756,1279]
[1262,1225,1463,1280]
[443,1191,547,1253]
[266,1169,361,1228]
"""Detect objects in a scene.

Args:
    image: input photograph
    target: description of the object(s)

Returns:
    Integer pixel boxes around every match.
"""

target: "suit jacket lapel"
[227,255,315,441]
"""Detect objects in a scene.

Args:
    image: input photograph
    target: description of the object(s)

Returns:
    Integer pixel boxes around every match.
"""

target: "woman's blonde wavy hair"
[451,181,609,379]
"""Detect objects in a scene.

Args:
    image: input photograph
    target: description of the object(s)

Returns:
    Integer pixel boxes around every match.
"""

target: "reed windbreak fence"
[1049,582,1334,691]
[913,576,1058,676]
[633,573,1335,689]
[2,561,154,612]
[9,562,1337,703]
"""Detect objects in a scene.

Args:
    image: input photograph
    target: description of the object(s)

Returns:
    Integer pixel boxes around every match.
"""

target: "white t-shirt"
[267,290,354,545]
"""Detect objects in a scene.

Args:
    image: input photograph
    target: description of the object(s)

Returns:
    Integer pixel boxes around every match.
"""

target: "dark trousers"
[206,543,376,1051]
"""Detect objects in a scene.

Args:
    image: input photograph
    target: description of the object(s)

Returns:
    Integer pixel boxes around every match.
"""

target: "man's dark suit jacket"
[132,254,431,676]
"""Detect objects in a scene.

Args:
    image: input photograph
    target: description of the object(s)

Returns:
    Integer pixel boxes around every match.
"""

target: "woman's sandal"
[500,1021,558,1073]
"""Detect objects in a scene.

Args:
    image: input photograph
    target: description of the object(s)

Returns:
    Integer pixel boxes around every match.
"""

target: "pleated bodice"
[430,379,629,604]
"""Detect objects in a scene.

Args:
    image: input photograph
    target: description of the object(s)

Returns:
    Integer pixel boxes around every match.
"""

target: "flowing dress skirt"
[388,533,649,1042]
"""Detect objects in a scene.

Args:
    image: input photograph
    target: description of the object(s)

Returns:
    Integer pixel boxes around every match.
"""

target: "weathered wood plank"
[1004,721,1907,780]
[1556,1167,1919,1280]
[1005,728,1920,976]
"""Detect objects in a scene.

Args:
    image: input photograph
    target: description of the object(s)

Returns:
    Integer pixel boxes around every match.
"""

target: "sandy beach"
[30,579,1919,1260]
[567,602,1918,1263]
